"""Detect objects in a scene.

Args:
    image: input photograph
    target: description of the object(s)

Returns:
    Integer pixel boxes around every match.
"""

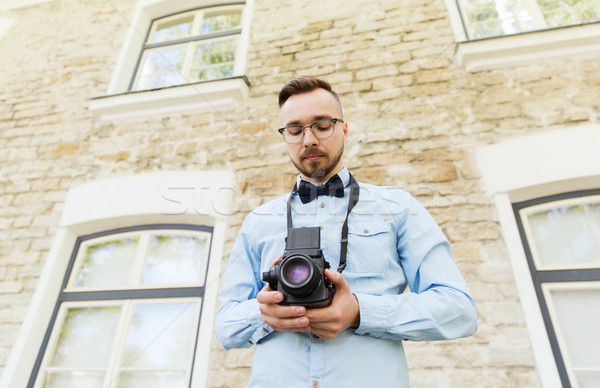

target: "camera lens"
[279,255,320,298]
[285,261,310,284]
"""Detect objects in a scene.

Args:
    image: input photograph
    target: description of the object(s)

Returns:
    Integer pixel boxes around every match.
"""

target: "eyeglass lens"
[283,119,336,143]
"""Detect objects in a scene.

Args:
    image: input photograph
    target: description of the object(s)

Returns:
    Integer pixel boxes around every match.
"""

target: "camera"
[262,226,334,308]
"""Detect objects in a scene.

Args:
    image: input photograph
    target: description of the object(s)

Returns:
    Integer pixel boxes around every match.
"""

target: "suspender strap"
[287,183,296,230]
[338,175,359,272]
[287,174,360,273]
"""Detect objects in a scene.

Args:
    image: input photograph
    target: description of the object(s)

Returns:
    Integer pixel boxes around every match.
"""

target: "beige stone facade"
[1,0,598,387]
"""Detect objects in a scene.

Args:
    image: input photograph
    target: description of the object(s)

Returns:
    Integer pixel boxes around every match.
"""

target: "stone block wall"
[1,0,598,386]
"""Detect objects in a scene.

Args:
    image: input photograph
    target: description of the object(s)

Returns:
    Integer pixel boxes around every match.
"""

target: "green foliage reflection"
[74,238,138,288]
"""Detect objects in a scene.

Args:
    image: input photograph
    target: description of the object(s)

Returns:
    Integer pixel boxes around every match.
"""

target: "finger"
[256,289,284,304]
[265,316,311,332]
[325,269,347,290]
[304,305,337,323]
[307,316,343,333]
[260,303,307,319]
[271,255,283,266]
[310,327,335,340]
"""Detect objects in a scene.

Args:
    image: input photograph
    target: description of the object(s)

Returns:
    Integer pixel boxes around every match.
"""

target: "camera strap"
[287,173,360,273]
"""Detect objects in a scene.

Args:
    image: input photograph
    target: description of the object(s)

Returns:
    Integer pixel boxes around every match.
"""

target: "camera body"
[262,227,334,308]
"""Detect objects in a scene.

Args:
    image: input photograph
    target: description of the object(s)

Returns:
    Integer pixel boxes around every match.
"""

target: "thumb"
[325,269,347,288]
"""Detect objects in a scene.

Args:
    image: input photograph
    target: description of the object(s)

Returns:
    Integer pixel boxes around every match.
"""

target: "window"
[444,0,600,71]
[132,6,243,91]
[456,0,600,40]
[31,226,212,387]
[513,190,600,387]
[477,124,600,387]
[88,0,253,121]
[514,192,600,387]
[1,171,234,388]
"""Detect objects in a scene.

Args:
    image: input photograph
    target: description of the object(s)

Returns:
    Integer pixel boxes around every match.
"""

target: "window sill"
[455,22,600,72]
[89,76,250,122]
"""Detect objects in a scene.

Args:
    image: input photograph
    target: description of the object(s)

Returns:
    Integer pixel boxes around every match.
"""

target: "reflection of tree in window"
[132,6,244,91]
[539,0,600,27]
[142,234,208,285]
[43,306,121,387]
[118,303,198,386]
[152,16,192,43]
[192,38,237,81]
[137,46,186,90]
[202,11,241,33]
[51,307,121,368]
[74,238,138,288]
[459,0,600,39]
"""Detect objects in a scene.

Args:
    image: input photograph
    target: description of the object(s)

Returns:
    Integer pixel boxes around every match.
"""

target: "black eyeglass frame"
[277,118,344,144]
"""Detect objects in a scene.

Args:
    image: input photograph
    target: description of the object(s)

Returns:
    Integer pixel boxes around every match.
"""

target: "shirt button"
[320,202,325,208]
[263,328,269,333]
[313,381,320,388]
[363,228,369,234]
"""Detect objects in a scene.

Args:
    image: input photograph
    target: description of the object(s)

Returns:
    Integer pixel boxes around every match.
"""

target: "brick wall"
[1,0,598,386]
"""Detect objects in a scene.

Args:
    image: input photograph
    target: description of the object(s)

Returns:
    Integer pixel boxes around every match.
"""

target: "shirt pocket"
[345,221,398,275]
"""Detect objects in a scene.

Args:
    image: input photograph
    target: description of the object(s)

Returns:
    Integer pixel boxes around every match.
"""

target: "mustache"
[300,147,325,157]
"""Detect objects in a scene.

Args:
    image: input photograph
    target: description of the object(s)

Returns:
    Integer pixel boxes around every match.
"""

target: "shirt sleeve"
[214,215,274,349]
[353,192,477,341]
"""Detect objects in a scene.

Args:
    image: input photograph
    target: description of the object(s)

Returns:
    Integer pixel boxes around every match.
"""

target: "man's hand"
[257,285,311,332]
[304,269,360,340]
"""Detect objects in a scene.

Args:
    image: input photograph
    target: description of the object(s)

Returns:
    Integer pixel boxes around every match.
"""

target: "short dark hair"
[278,76,341,108]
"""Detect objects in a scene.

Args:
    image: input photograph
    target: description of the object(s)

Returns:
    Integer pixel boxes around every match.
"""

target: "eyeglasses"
[277,118,344,144]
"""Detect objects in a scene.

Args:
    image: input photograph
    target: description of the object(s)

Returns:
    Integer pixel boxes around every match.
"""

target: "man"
[215,77,477,387]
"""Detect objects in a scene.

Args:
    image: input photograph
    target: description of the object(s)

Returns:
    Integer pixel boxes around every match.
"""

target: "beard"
[291,145,344,181]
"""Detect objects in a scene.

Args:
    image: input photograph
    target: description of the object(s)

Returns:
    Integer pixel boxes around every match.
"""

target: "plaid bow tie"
[297,174,345,204]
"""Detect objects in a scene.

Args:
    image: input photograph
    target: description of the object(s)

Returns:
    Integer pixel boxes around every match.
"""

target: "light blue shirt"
[216,167,477,388]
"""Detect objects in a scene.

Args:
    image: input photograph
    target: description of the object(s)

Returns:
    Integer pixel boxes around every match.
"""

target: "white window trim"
[89,77,250,122]
[444,0,600,72]
[88,0,254,122]
[476,124,600,387]
[1,170,235,388]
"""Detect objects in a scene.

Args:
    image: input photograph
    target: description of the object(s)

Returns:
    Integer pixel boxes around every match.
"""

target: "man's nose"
[302,127,319,146]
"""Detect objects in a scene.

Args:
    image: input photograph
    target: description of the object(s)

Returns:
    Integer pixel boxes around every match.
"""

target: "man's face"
[280,88,348,183]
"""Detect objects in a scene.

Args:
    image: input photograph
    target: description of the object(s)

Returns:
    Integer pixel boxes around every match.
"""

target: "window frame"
[130,4,245,92]
[30,224,214,388]
[64,228,213,292]
[518,194,600,272]
[476,124,600,387]
[34,297,204,388]
[513,189,600,387]
[454,0,598,40]
[1,171,235,388]
[443,0,600,71]
[88,0,253,122]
